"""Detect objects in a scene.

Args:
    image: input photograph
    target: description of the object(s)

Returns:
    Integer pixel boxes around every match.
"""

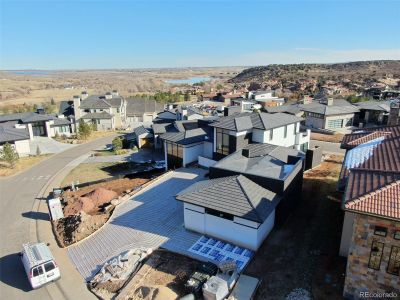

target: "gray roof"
[0,112,53,124]
[160,127,212,145]
[176,175,281,223]
[79,95,122,109]
[155,110,177,120]
[209,112,303,131]
[51,118,71,127]
[152,123,177,135]
[81,111,113,119]
[212,143,304,180]
[174,120,199,132]
[265,104,303,115]
[126,98,165,116]
[354,100,391,112]
[134,125,152,137]
[299,99,359,116]
[0,124,30,143]
[59,100,74,117]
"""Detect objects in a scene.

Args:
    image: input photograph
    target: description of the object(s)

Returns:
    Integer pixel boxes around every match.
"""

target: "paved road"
[0,135,116,300]
[310,140,346,155]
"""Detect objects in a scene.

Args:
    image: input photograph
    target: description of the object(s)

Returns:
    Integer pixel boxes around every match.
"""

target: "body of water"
[165,76,212,85]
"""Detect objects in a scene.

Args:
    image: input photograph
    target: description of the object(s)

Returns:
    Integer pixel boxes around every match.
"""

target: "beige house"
[73,91,126,130]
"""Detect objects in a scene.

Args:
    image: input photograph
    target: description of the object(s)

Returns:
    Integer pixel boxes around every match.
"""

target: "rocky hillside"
[228,60,400,100]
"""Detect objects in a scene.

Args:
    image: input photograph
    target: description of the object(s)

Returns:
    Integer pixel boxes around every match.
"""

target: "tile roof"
[299,99,359,116]
[51,118,71,127]
[344,179,400,220]
[340,125,400,220]
[133,125,152,137]
[126,98,165,116]
[81,112,113,119]
[209,112,303,131]
[212,143,304,180]
[176,175,281,223]
[0,112,53,123]
[151,123,177,135]
[265,104,303,115]
[160,127,212,145]
[0,124,30,143]
[79,95,122,109]
[354,100,391,112]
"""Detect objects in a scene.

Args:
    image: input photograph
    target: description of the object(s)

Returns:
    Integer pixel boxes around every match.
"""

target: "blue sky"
[1,0,399,69]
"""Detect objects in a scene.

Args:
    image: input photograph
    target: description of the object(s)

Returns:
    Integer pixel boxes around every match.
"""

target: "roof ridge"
[348,131,391,146]
[236,175,263,222]
[345,179,400,209]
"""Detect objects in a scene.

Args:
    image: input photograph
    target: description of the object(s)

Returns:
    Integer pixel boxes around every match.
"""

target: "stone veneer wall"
[344,214,400,299]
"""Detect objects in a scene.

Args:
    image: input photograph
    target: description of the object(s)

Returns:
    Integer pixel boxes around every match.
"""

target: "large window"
[327,119,343,129]
[387,246,400,276]
[166,141,183,169]
[368,240,384,270]
[216,128,230,156]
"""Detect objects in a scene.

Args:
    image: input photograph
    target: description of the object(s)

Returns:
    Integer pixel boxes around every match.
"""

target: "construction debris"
[89,248,152,300]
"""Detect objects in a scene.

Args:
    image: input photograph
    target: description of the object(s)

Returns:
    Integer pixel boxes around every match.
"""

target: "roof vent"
[242,148,250,158]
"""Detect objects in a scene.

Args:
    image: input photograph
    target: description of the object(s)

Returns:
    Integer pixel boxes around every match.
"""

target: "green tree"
[36,146,41,156]
[112,137,123,151]
[78,119,92,140]
[0,143,19,168]
[50,98,55,105]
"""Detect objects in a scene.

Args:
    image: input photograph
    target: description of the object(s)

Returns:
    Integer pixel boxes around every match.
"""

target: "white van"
[20,243,61,289]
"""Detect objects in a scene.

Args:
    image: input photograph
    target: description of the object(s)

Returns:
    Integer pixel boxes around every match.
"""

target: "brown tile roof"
[344,179,400,220]
[340,125,400,220]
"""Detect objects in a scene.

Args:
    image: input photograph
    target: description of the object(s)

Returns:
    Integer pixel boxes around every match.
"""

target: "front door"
[32,122,46,136]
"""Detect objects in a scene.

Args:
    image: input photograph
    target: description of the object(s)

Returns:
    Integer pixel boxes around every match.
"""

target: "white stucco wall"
[253,123,299,148]
[14,139,31,156]
[339,211,355,257]
[183,143,204,166]
[183,204,275,251]
[203,141,213,158]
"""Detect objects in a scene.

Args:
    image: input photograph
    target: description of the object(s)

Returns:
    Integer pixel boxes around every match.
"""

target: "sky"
[0,0,399,69]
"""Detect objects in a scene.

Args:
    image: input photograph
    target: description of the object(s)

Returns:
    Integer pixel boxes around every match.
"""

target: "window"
[294,123,297,134]
[368,240,384,270]
[327,119,343,129]
[117,108,120,113]
[374,226,387,237]
[269,129,274,141]
[387,246,400,276]
[394,231,400,240]
[44,262,55,272]
[32,266,44,277]
[216,128,230,156]
[284,125,287,138]
[205,207,234,221]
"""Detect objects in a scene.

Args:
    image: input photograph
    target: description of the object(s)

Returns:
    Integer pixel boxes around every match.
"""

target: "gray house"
[0,123,31,155]
[126,98,165,127]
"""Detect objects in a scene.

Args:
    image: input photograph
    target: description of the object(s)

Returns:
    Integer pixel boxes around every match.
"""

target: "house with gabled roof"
[72,91,126,130]
[338,125,400,298]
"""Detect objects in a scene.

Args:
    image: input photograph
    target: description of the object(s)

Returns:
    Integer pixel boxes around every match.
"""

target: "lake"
[6,70,54,77]
[165,76,212,85]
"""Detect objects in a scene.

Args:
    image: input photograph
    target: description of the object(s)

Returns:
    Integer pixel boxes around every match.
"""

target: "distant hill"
[228,60,400,100]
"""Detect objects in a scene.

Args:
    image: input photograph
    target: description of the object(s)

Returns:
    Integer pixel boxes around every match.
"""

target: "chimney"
[388,99,400,126]
[327,98,334,106]
[105,92,112,100]
[242,148,250,158]
[112,90,119,97]
[81,91,88,100]
[73,95,81,119]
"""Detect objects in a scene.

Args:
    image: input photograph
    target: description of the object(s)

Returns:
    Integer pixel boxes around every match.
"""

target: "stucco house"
[247,90,285,108]
[0,123,32,156]
[176,175,281,250]
[125,98,165,128]
[72,91,126,130]
[338,125,400,299]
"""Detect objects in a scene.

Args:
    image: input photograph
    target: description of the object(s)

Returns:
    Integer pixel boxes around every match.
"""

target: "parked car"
[20,243,60,289]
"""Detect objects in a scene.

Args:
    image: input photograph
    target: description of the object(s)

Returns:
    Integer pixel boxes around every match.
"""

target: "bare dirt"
[54,173,163,247]
[245,155,347,300]
[310,132,344,143]
[116,250,199,300]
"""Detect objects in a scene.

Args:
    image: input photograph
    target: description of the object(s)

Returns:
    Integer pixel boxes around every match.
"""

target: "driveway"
[0,134,116,300]
[68,168,207,280]
[30,137,75,155]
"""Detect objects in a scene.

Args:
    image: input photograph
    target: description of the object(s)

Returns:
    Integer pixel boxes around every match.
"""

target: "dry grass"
[310,132,344,143]
[0,154,52,177]
[61,162,118,187]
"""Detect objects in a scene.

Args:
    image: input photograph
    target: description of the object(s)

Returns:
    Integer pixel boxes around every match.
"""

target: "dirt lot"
[55,171,164,246]
[245,155,346,300]
[115,250,199,300]
[310,132,344,143]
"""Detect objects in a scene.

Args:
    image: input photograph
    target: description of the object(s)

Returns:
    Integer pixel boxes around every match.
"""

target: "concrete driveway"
[30,137,75,155]
[68,168,207,280]
[0,134,117,300]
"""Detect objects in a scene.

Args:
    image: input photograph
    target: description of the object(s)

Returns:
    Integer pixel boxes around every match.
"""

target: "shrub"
[0,143,19,168]
[112,137,123,151]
